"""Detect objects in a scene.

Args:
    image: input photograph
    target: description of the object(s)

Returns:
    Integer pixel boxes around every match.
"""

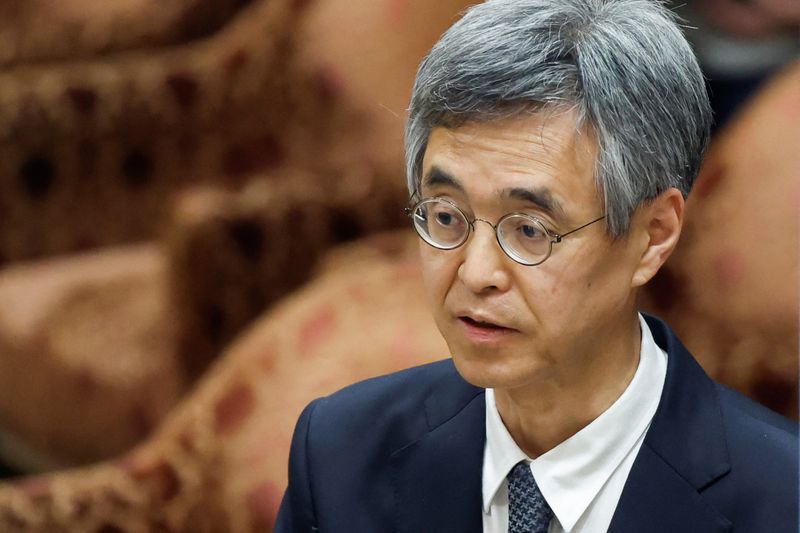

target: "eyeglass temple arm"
[552,215,607,243]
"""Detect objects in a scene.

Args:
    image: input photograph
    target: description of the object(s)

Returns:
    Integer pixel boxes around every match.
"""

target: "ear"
[630,188,684,288]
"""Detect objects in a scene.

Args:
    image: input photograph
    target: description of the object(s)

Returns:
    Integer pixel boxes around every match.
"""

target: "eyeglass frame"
[404,196,607,266]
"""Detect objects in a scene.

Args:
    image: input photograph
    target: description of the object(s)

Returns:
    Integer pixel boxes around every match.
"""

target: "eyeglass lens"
[411,199,553,264]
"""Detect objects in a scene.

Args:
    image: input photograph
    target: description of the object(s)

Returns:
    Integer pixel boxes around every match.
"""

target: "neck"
[494,314,642,458]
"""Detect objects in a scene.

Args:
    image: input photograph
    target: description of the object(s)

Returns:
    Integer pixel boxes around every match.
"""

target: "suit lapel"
[608,444,731,533]
[391,368,485,533]
[609,316,733,532]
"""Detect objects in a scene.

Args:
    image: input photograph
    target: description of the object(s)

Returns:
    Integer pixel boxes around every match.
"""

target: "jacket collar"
[390,361,485,533]
[608,315,732,532]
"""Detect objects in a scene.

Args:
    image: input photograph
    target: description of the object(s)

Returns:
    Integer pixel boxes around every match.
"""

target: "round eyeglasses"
[405,197,606,266]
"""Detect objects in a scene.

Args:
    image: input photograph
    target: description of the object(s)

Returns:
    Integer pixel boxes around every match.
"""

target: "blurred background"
[0,0,796,530]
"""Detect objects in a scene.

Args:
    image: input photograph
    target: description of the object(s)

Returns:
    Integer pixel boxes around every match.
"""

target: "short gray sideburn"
[405,0,712,236]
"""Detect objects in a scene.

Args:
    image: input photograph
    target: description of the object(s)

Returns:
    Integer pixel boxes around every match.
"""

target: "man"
[276,0,799,531]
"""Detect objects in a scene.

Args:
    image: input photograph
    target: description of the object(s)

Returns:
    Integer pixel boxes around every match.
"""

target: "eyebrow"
[506,187,566,220]
[422,166,464,192]
[422,165,567,220]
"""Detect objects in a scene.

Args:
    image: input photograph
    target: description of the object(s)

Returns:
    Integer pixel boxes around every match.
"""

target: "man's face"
[418,112,644,391]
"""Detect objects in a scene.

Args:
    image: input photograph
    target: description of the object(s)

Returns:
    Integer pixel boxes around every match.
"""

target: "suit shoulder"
[715,384,797,493]
[716,383,798,447]
[319,358,459,412]
[305,359,472,449]
[705,384,798,527]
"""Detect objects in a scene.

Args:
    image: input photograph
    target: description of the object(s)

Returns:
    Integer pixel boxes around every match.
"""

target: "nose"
[457,220,511,294]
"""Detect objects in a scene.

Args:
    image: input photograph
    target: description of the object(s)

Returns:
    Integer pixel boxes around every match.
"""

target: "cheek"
[566,250,635,315]
[519,256,616,324]
[519,262,577,303]
[419,244,458,305]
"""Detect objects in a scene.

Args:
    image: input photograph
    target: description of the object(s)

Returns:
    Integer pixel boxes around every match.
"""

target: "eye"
[520,223,541,239]
[498,214,549,247]
[516,221,546,240]
[435,211,454,226]
[428,202,464,228]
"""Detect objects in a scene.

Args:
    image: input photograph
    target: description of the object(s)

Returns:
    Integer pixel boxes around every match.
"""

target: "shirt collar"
[482,314,668,532]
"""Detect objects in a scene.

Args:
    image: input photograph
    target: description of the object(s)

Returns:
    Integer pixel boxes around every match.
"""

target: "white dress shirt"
[482,314,668,533]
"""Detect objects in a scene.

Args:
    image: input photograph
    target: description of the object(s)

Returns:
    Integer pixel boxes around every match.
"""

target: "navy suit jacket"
[276,316,798,532]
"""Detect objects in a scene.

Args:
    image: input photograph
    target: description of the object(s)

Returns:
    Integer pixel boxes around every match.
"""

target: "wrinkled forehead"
[419,111,603,221]
[421,110,599,187]
[422,106,597,174]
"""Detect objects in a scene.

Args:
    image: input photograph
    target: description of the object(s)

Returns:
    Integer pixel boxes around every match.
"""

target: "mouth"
[458,316,510,330]
[456,315,517,343]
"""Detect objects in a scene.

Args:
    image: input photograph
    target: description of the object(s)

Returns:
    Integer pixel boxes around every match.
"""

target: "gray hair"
[405,0,711,236]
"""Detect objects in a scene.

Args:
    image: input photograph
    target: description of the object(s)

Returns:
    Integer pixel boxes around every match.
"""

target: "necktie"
[507,461,553,533]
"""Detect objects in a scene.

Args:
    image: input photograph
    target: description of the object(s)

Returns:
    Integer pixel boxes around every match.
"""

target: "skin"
[418,111,684,457]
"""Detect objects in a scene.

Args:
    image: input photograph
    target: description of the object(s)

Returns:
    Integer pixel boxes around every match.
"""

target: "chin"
[449,344,546,391]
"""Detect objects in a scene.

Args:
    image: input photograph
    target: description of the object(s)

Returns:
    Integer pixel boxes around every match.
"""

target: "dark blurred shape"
[226,219,266,262]
[674,0,798,130]
[165,72,200,109]
[121,149,155,189]
[166,171,405,381]
[0,0,254,67]
[0,0,301,263]
[329,207,364,243]
[65,87,98,116]
[689,0,799,38]
[642,62,800,419]
[19,155,56,201]
[0,461,21,480]
[223,135,286,176]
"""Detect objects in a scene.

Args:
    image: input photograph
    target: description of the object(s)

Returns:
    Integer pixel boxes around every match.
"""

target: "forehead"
[420,112,600,218]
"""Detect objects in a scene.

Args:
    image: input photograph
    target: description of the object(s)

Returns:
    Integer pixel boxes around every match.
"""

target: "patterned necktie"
[507,461,553,533]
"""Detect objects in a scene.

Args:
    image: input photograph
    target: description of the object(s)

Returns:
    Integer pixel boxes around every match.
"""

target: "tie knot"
[507,461,553,533]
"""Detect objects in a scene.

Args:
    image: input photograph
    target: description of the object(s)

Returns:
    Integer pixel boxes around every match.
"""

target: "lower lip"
[458,318,517,344]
